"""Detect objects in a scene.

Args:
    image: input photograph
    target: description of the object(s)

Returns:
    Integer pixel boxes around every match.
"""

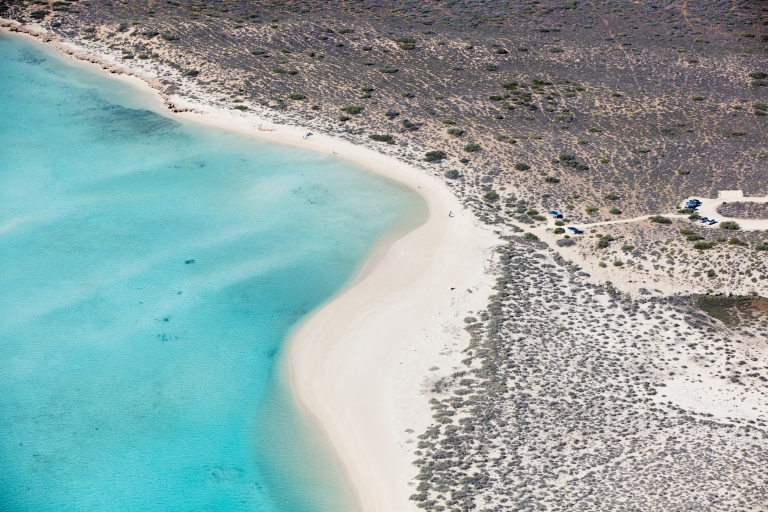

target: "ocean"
[0,32,426,512]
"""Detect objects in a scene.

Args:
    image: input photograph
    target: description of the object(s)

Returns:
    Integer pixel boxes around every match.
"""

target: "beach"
[0,23,500,512]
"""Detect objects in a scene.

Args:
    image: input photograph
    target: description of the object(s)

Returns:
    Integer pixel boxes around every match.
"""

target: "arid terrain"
[3,0,768,510]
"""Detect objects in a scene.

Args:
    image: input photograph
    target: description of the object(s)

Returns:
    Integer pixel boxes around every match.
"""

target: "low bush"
[484,190,500,202]
[609,207,621,214]
[720,221,741,230]
[694,241,715,249]
[514,162,529,171]
[369,134,394,144]
[604,193,619,200]
[288,93,306,100]
[341,105,364,115]
[447,128,464,137]
[649,215,672,224]
[680,228,697,236]
[378,66,398,73]
[463,143,481,153]
[424,150,447,162]
[445,170,460,179]
[728,238,747,246]
[596,234,614,248]
[553,227,565,234]
[585,206,598,214]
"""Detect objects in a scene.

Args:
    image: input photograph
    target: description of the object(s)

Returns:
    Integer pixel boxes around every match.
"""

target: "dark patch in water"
[15,50,46,66]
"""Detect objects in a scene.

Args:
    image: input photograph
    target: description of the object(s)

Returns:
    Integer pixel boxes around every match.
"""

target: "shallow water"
[0,33,426,511]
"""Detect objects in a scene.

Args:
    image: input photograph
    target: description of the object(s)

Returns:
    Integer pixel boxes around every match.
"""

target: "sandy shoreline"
[1,24,500,512]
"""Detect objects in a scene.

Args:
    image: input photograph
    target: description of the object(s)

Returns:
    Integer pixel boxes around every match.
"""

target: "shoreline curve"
[1,23,500,512]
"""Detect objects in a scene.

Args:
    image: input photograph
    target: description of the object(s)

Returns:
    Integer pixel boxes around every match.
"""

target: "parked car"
[567,227,584,235]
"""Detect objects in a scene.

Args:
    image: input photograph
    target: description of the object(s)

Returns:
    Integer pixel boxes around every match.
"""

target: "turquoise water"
[0,34,425,511]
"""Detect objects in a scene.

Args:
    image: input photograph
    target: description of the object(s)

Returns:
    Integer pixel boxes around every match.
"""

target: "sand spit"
[0,23,500,512]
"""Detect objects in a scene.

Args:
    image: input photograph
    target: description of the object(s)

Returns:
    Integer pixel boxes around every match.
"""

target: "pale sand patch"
[2,25,500,512]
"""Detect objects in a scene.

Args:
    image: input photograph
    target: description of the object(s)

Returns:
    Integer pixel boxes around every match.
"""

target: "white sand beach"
[1,23,500,512]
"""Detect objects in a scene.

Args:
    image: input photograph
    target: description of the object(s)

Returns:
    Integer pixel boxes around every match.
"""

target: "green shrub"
[621,244,634,251]
[677,169,690,175]
[596,235,614,248]
[369,134,394,144]
[233,105,248,111]
[447,128,464,136]
[604,193,619,200]
[693,241,715,250]
[362,45,372,51]
[424,150,447,162]
[586,206,598,214]
[288,93,306,100]
[337,27,354,34]
[183,69,199,76]
[503,82,518,90]
[484,190,499,202]
[728,238,747,246]
[272,67,298,75]
[755,244,768,251]
[524,232,539,241]
[341,105,364,115]
[489,95,505,101]
[445,170,460,179]
[707,269,717,277]
[691,95,705,101]
[378,66,398,73]
[609,207,621,214]
[649,215,671,224]
[613,260,624,266]
[401,91,414,98]
[720,221,740,230]
[463,143,481,153]
[361,86,374,92]
[680,228,696,235]
[544,176,560,183]
[514,162,529,171]
[554,227,565,234]
[485,64,497,71]
[678,208,694,214]
[686,234,704,241]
